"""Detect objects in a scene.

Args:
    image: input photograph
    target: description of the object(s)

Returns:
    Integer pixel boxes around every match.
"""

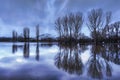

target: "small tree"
[103,12,112,39]
[36,24,39,42]
[111,21,120,43]
[12,30,17,42]
[23,27,30,42]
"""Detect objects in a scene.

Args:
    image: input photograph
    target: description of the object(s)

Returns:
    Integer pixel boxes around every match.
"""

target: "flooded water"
[0,42,120,80]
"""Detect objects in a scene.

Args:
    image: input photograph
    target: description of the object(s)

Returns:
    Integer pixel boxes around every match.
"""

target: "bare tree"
[106,12,112,26]
[23,27,30,42]
[112,21,120,43]
[36,24,39,42]
[55,12,83,42]
[103,12,112,39]
[12,30,17,42]
[87,9,103,44]
[73,13,84,39]
[55,17,62,40]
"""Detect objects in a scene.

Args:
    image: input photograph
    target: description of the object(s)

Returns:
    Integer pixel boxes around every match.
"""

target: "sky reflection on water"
[0,42,120,80]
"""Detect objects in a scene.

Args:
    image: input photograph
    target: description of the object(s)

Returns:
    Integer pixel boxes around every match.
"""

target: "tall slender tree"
[87,9,103,44]
[12,30,17,42]
[23,27,30,42]
[36,24,39,42]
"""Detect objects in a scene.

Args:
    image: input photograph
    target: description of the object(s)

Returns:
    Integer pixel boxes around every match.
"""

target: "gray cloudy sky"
[0,0,120,37]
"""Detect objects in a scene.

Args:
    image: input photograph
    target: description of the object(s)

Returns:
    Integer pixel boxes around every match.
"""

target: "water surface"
[0,42,120,80]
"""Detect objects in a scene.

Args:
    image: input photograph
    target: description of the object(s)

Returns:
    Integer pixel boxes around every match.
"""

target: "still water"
[0,42,120,80]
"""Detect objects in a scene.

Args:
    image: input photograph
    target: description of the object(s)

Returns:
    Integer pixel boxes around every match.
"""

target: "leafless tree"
[12,30,17,42]
[55,17,62,40]
[36,24,39,42]
[23,27,30,42]
[73,13,84,39]
[55,12,83,41]
[86,9,114,43]
[112,21,120,43]
[87,8,103,44]
[102,12,112,39]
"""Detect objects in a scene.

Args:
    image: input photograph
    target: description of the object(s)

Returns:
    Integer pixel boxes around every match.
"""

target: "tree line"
[55,8,120,44]
[12,25,40,42]
[7,8,120,43]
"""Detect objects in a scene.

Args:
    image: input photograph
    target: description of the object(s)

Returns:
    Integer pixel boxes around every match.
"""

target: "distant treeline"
[11,25,57,42]
[1,25,55,42]
[0,8,119,44]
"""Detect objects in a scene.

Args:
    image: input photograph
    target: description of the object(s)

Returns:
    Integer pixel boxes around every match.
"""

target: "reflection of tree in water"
[12,42,40,61]
[23,42,30,58]
[86,44,120,79]
[79,44,88,53]
[55,44,120,79]
[12,43,18,53]
[12,44,23,54]
[55,44,88,75]
[87,45,104,79]
[40,43,53,47]
[35,42,39,61]
[108,44,120,64]
[99,44,120,65]
[105,60,112,77]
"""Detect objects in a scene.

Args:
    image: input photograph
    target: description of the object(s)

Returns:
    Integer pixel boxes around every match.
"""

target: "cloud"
[0,0,47,25]
[0,0,120,36]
